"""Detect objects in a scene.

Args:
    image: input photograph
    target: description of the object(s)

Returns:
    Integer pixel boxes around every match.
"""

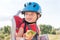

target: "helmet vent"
[29,2,31,5]
[24,4,26,7]
[33,4,36,7]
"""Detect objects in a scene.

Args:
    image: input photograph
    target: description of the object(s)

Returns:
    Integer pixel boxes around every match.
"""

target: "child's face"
[24,12,38,23]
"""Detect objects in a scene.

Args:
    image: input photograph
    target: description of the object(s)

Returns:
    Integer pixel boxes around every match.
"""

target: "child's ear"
[38,14,41,18]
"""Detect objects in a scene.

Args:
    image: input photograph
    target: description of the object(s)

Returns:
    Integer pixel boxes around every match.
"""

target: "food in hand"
[26,30,36,39]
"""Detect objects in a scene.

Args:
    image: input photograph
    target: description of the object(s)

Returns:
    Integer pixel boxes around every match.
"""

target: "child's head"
[24,12,41,23]
[21,2,42,23]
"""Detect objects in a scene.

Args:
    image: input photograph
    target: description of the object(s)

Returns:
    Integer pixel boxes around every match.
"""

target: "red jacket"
[14,16,39,33]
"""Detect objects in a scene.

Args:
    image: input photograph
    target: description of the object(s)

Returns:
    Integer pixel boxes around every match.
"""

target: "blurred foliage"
[0,24,60,40]
[55,28,60,34]
[39,24,56,34]
[0,25,11,40]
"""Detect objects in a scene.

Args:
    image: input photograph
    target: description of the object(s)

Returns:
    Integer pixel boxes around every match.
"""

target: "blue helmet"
[22,2,41,14]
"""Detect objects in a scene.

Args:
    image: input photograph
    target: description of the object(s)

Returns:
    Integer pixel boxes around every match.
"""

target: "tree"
[3,25,11,34]
[0,25,11,40]
[39,24,53,34]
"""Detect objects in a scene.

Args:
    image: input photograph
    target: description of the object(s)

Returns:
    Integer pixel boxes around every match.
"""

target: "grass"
[48,34,60,40]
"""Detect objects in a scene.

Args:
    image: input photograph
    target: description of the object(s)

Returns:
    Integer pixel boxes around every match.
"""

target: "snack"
[26,30,36,39]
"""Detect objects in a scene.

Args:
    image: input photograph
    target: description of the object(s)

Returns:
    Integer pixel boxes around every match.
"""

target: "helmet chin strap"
[25,20,36,24]
[24,16,38,24]
[23,13,38,24]
[23,19,36,24]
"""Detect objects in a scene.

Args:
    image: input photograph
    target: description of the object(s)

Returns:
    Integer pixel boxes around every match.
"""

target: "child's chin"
[28,21,32,23]
[27,20,32,22]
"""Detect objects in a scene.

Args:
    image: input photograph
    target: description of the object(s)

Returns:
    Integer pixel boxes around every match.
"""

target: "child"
[16,2,41,40]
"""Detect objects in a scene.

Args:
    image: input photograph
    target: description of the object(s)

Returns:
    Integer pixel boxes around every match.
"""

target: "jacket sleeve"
[14,15,23,33]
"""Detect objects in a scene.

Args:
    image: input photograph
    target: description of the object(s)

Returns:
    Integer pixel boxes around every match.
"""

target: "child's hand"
[23,33,34,40]
[23,30,36,40]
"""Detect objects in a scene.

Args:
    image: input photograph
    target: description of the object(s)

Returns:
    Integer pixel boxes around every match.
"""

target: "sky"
[0,0,60,28]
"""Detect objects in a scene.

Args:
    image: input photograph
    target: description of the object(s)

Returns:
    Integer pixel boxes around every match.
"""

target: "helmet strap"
[35,13,39,21]
[24,19,36,24]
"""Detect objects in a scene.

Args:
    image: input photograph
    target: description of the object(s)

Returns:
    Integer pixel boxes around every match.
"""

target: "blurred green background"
[0,24,60,40]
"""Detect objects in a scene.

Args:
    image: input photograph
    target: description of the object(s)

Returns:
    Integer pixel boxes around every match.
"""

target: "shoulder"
[14,15,22,20]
